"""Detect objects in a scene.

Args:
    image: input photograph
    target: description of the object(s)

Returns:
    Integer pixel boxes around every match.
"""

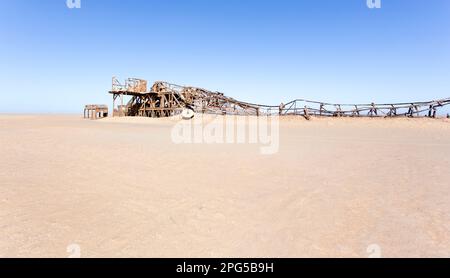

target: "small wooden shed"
[84,105,108,119]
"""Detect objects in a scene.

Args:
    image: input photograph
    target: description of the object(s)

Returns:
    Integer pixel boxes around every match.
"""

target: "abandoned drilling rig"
[109,77,260,117]
[109,77,450,119]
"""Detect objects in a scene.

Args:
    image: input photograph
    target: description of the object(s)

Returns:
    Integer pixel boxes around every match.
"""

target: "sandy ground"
[0,114,450,258]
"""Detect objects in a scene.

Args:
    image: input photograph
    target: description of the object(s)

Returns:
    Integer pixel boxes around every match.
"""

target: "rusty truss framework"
[109,77,450,119]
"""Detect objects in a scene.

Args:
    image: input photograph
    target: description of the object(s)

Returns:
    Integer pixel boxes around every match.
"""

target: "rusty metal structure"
[109,77,450,119]
[109,77,260,117]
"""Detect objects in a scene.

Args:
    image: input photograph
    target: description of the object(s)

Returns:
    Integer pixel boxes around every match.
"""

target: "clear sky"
[0,0,449,113]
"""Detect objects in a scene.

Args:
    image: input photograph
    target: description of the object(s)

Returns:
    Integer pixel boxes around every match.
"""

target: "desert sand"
[0,114,449,258]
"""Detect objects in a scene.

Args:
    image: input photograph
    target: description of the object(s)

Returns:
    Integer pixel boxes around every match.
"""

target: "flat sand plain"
[1,114,449,257]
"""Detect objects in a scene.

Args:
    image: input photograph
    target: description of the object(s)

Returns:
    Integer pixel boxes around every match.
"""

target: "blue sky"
[0,0,449,113]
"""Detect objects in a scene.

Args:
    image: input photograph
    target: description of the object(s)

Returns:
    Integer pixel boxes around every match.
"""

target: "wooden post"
[279,103,284,116]
[369,103,377,117]
[304,106,311,120]
[408,104,414,117]
[120,94,124,117]
[388,105,396,117]
[112,94,116,117]
[336,105,342,117]
[353,105,360,117]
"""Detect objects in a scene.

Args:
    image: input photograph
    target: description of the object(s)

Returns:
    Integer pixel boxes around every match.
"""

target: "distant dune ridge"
[0,114,449,257]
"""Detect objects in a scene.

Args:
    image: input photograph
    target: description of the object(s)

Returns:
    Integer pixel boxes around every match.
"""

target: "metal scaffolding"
[109,77,450,119]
